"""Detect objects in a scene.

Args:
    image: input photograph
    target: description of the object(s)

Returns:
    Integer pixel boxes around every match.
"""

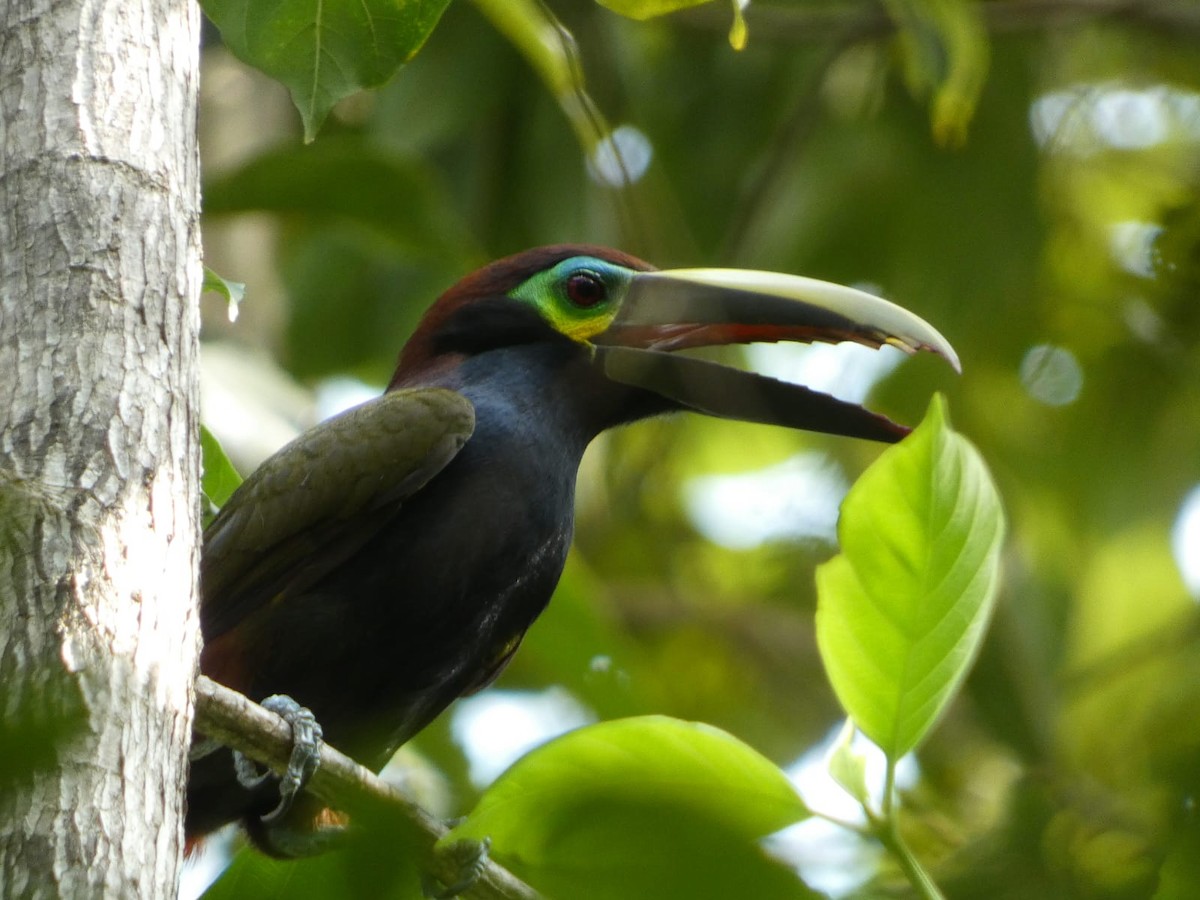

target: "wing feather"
[200,387,475,639]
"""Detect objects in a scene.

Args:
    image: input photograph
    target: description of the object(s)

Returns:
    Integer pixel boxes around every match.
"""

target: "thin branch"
[193,676,539,900]
[675,0,1200,43]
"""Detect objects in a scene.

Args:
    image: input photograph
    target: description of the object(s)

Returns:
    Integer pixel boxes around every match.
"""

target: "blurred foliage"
[194,0,1200,897]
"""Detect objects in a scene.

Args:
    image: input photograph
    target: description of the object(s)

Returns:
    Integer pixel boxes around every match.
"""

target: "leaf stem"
[875,813,946,900]
[882,756,897,819]
[872,758,945,900]
[808,809,874,837]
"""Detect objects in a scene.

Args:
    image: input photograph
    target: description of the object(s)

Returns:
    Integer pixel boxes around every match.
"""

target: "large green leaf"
[202,0,453,140]
[448,716,813,899]
[815,394,1005,761]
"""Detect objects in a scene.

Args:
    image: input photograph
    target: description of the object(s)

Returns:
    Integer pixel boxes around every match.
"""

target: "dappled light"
[1030,83,1200,152]
[1172,485,1200,598]
[451,688,596,788]
[1019,343,1083,406]
[685,452,847,547]
[588,124,654,187]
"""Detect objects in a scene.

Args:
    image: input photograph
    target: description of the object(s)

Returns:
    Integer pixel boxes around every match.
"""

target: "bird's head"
[391,245,959,442]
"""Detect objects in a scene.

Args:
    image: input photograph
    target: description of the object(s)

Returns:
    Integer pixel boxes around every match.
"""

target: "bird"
[185,244,958,854]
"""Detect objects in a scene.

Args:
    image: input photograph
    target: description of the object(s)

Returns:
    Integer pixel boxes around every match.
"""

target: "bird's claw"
[422,836,492,899]
[233,694,323,824]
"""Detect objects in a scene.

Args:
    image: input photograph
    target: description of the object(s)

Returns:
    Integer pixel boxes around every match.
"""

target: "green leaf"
[448,715,813,899]
[594,0,714,21]
[200,425,243,528]
[201,0,453,141]
[202,266,246,323]
[815,394,1005,761]
[203,138,474,262]
[827,719,870,807]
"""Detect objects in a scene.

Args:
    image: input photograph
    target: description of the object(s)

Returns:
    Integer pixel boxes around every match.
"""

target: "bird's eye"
[564,271,608,308]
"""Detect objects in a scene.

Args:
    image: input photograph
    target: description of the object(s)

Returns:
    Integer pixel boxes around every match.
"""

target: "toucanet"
[186,245,959,853]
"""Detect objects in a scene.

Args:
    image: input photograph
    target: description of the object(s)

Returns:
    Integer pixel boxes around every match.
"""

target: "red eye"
[565,271,607,308]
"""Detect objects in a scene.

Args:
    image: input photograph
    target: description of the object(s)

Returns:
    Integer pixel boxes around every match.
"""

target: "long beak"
[593,268,959,443]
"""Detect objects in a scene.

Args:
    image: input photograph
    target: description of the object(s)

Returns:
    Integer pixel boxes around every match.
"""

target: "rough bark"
[0,0,202,897]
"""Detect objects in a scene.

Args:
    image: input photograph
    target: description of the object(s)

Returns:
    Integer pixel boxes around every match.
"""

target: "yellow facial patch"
[507,256,634,345]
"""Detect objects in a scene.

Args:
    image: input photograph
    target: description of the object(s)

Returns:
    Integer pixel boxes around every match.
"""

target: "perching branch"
[193,676,539,900]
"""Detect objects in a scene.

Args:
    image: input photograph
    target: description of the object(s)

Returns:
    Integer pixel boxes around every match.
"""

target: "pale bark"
[0,0,202,897]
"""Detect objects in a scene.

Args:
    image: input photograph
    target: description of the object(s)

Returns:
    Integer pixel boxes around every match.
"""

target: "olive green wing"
[201,387,475,639]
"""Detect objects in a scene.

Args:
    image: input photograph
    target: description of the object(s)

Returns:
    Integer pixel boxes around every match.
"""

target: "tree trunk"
[0,0,202,896]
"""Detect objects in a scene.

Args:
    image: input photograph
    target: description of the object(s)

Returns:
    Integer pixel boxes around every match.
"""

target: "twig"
[193,676,539,900]
[674,0,1200,42]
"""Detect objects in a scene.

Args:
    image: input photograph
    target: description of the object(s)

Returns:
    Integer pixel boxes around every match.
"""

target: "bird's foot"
[421,836,492,899]
[233,694,323,824]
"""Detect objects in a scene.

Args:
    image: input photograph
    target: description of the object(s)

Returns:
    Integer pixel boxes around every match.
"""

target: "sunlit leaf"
[448,716,813,899]
[815,394,1005,760]
[202,266,246,323]
[201,0,453,140]
[827,719,870,807]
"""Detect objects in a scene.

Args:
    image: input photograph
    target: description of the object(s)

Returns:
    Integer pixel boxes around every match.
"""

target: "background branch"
[193,676,539,900]
[676,0,1200,42]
